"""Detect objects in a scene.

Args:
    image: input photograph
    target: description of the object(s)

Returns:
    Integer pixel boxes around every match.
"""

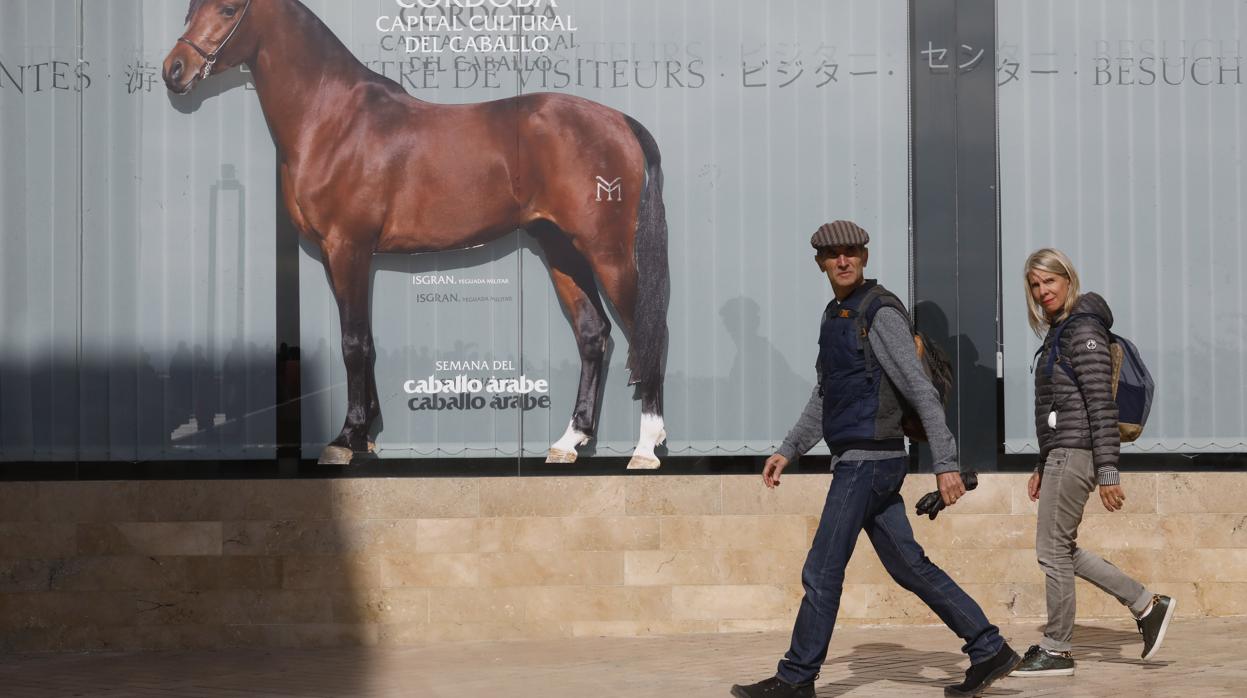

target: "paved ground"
[1,617,1244,697]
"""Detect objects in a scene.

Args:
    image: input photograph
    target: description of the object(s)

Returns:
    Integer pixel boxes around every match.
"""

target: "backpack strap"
[1044,312,1103,383]
[855,285,911,375]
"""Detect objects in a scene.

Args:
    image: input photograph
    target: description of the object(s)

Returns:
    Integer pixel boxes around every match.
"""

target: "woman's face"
[1028,268,1070,318]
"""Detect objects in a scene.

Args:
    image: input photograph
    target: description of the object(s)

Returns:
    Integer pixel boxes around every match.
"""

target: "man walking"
[731,221,1020,698]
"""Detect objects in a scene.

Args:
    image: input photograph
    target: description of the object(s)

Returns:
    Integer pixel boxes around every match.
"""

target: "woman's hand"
[1099,484,1126,512]
[1027,471,1042,501]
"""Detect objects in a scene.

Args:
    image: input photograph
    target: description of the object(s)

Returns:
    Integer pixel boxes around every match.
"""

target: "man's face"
[815,245,868,295]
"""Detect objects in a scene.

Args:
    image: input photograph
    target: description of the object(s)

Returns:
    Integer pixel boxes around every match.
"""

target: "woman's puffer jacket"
[1033,292,1121,486]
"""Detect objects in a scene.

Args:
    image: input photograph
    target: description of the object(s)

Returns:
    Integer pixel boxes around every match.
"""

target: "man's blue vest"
[818,280,907,456]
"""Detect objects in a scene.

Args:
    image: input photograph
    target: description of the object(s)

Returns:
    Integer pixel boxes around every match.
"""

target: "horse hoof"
[546,448,578,464]
[626,455,661,470]
[317,445,353,465]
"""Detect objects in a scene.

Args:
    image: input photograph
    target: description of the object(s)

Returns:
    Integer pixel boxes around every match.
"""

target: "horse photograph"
[162,0,671,469]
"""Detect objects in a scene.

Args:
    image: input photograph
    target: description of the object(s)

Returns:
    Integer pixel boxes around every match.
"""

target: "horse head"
[163,0,257,95]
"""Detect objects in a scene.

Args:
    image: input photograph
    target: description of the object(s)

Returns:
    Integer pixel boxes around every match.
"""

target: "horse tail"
[623,114,669,407]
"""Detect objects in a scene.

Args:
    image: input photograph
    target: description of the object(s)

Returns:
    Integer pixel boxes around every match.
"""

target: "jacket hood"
[1072,292,1113,329]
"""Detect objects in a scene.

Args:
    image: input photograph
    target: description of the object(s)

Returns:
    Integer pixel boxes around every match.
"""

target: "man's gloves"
[915,471,979,520]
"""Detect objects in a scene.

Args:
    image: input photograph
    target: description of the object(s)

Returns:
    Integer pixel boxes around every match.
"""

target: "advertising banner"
[1,0,910,466]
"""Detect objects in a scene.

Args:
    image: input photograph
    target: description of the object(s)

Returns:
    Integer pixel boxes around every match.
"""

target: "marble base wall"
[2,472,1245,651]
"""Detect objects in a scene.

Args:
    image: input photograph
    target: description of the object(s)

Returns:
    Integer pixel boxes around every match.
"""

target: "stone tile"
[717,550,808,585]
[0,483,39,521]
[369,519,422,557]
[76,522,222,556]
[523,586,672,622]
[670,584,804,621]
[572,620,719,637]
[501,516,661,552]
[377,588,430,624]
[47,556,187,592]
[722,474,831,515]
[659,515,809,551]
[1078,514,1165,551]
[625,476,721,515]
[426,588,529,624]
[132,481,247,522]
[1159,473,1247,513]
[0,591,135,629]
[225,623,378,648]
[380,554,479,588]
[910,514,1035,550]
[923,548,1044,584]
[0,523,76,558]
[626,550,720,586]
[332,478,480,519]
[221,520,381,556]
[1194,582,1247,616]
[415,518,480,553]
[478,477,625,517]
[218,589,334,625]
[1160,513,1247,549]
[478,551,623,587]
[35,482,140,523]
[131,590,226,626]
[280,556,382,590]
[184,557,283,590]
[0,559,54,593]
[380,620,570,644]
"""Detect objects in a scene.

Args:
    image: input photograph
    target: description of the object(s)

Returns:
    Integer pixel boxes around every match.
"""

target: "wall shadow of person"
[910,299,997,474]
[813,642,1023,696]
[719,296,808,444]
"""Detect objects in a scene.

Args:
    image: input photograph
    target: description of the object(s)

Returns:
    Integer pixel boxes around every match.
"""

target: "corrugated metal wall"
[1000,0,1247,453]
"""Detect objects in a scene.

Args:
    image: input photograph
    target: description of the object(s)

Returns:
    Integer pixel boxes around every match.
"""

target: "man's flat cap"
[810,220,870,248]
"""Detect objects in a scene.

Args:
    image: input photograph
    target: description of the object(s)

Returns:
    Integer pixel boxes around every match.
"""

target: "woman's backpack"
[1042,313,1155,442]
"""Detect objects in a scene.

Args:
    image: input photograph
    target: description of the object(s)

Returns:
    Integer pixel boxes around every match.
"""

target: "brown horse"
[164,0,670,468]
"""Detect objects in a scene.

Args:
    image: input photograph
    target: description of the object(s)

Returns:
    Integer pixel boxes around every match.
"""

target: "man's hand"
[1028,471,1042,502]
[1099,484,1126,512]
[763,454,790,489]
[937,471,966,507]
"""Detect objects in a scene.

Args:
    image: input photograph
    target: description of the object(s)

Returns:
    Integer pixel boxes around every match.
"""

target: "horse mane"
[185,0,205,25]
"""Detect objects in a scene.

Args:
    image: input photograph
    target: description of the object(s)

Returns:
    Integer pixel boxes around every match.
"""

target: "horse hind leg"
[530,222,610,464]
[578,239,668,470]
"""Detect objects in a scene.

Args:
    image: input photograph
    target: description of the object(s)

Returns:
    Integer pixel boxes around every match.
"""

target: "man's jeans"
[776,457,1003,685]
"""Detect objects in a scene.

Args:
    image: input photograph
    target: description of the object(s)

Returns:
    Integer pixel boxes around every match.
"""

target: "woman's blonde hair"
[1023,248,1081,336]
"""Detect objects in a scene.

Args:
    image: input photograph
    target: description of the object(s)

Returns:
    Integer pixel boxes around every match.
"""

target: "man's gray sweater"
[776,306,959,474]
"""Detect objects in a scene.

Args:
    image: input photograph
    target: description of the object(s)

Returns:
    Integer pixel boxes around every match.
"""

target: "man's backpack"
[854,287,954,443]
[1041,313,1155,442]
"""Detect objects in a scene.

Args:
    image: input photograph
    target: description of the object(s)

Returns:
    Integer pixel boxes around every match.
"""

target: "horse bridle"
[178,0,253,83]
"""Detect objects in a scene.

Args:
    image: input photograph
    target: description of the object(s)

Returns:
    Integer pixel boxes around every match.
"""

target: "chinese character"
[124,59,160,94]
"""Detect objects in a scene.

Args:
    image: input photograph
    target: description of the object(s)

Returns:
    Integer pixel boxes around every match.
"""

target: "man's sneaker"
[1137,594,1177,660]
[729,676,815,698]
[944,641,1022,697]
[1012,644,1075,677]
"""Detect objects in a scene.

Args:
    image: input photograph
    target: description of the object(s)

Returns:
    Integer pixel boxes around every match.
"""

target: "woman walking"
[1013,248,1176,678]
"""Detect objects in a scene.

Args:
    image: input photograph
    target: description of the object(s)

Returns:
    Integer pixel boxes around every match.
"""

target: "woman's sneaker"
[1012,644,1075,677]
[1137,594,1177,660]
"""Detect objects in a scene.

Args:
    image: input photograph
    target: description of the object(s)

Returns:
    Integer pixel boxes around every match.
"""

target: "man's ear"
[861,247,869,268]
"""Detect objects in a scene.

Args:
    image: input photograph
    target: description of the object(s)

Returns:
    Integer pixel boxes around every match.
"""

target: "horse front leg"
[317,243,379,465]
